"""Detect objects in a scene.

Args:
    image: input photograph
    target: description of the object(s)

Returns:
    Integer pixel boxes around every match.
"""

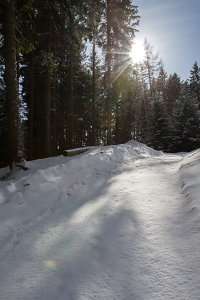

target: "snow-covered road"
[1,144,200,300]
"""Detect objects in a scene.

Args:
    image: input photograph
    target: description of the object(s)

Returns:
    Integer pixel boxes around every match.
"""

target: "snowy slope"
[179,149,200,210]
[0,141,162,268]
[0,140,200,300]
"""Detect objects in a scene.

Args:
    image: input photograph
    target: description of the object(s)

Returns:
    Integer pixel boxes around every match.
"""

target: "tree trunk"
[67,51,73,149]
[52,78,57,156]
[106,0,112,145]
[44,9,52,157]
[28,50,34,160]
[4,0,23,168]
[67,10,74,149]
[113,35,120,145]
[115,97,120,144]
[147,62,153,100]
[91,36,96,146]
[44,66,51,157]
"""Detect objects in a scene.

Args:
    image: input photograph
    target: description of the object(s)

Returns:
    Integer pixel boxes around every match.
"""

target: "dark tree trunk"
[52,78,57,156]
[43,8,52,158]
[91,36,96,146]
[67,51,73,149]
[44,65,51,157]
[67,10,74,149]
[4,0,23,168]
[28,50,34,160]
[106,0,112,145]
[115,98,120,144]
[113,37,120,145]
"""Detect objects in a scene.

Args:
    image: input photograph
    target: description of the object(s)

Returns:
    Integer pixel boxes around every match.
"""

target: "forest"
[0,0,200,169]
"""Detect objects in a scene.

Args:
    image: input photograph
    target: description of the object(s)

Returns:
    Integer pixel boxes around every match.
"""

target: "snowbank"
[0,141,162,254]
[179,148,200,210]
[1,140,200,300]
[0,140,162,205]
[1,140,200,263]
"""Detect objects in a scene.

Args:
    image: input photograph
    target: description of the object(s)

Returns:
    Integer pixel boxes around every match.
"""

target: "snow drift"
[1,140,200,300]
[0,141,162,255]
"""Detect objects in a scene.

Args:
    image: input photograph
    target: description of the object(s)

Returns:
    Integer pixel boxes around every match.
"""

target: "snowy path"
[1,154,200,299]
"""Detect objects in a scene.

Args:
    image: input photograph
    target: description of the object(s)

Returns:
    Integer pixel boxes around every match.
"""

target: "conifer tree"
[142,39,161,100]
[102,0,139,145]
[172,83,200,152]
[149,97,171,151]
[190,61,200,105]
[0,57,7,167]
[0,5,6,167]
[3,0,24,168]
[164,73,182,115]
[156,65,168,99]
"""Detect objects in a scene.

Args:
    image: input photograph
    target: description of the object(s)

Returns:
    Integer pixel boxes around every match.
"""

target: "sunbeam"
[82,55,131,118]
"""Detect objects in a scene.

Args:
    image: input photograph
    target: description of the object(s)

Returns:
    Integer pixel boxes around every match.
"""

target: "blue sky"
[133,0,200,80]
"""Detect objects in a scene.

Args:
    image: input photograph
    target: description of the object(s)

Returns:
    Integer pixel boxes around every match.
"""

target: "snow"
[6,191,24,205]
[0,140,200,299]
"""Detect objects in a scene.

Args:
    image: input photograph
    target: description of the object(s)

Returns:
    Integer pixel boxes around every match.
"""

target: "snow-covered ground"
[1,140,200,300]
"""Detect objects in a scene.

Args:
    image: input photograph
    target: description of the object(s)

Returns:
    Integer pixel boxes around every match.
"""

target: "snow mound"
[7,191,24,205]
[179,148,200,210]
[0,141,162,242]
[1,140,163,204]
[1,141,200,300]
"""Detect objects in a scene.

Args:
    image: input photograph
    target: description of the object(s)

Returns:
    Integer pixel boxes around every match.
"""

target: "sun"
[129,40,145,64]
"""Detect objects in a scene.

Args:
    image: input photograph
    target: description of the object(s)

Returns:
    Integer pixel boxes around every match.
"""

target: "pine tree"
[3,0,24,168]
[190,61,200,106]
[102,0,139,144]
[172,84,200,152]
[149,97,171,151]
[0,57,7,167]
[142,39,161,100]
[0,4,7,167]
[21,0,90,158]
[156,64,168,99]
[164,73,182,115]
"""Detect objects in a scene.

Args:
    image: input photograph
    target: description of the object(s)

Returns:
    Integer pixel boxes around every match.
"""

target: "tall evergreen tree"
[103,0,139,144]
[149,97,171,151]
[172,83,200,152]
[0,4,7,167]
[0,58,7,168]
[164,73,182,115]
[156,64,168,99]
[3,0,24,168]
[190,61,200,105]
[142,39,161,100]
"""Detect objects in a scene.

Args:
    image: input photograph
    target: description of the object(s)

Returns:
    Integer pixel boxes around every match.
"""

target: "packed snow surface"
[1,140,200,300]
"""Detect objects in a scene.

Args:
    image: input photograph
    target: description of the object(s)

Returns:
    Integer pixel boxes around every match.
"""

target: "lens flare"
[43,260,57,270]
